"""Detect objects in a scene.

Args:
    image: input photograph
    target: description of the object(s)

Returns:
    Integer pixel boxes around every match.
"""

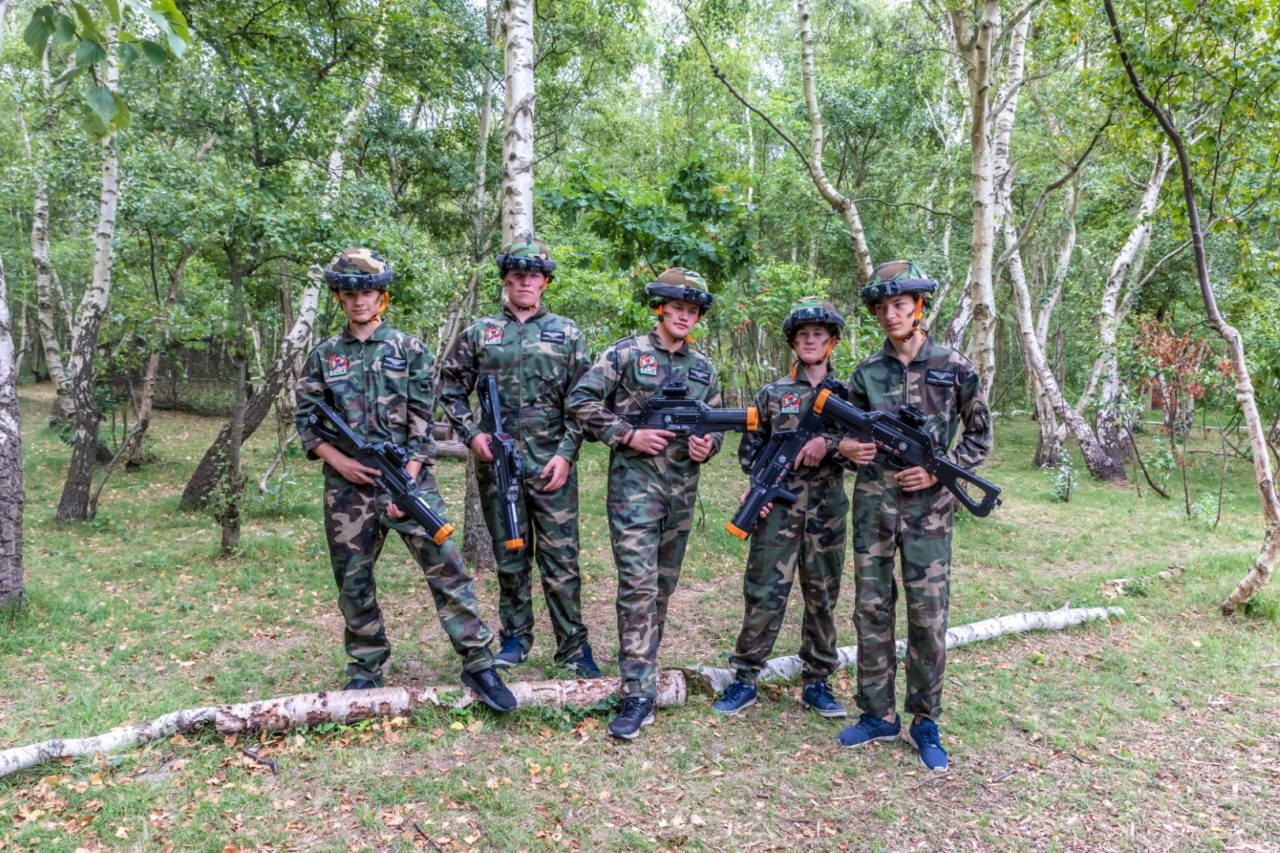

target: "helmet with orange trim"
[858,260,936,312]
[783,296,845,341]
[324,247,393,291]
[646,267,713,314]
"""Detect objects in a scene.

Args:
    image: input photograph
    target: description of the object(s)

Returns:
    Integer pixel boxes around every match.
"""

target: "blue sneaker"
[905,718,949,771]
[837,713,901,748]
[801,679,847,718]
[493,638,527,668]
[712,680,757,715]
[563,643,602,680]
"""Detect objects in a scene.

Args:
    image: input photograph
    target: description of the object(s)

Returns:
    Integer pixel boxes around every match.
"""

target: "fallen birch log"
[0,672,686,780]
[1101,564,1184,598]
[684,606,1126,695]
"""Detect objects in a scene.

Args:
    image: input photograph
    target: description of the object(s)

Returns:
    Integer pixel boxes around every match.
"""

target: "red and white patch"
[327,354,350,377]
[638,353,658,376]
[482,324,504,346]
[780,392,801,414]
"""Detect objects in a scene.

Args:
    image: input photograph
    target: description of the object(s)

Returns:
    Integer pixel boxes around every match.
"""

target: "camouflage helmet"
[324,248,392,291]
[646,267,713,313]
[783,296,845,341]
[859,260,937,311]
[496,233,556,280]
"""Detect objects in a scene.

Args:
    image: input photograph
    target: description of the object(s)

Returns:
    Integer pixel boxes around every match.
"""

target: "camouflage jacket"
[738,366,852,507]
[567,330,724,475]
[846,335,992,489]
[295,321,438,467]
[438,300,589,475]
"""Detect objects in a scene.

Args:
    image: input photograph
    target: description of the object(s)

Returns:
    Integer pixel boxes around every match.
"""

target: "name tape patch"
[925,368,955,387]
[540,329,566,344]
[688,368,712,385]
[383,355,407,371]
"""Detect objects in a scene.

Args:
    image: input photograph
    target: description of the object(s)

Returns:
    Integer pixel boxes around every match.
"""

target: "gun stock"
[813,389,1002,518]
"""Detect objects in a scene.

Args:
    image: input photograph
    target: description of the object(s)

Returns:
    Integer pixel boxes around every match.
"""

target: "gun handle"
[725,485,798,540]
[945,466,1002,517]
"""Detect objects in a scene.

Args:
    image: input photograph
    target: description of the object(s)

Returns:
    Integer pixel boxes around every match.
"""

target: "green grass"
[2,383,1278,851]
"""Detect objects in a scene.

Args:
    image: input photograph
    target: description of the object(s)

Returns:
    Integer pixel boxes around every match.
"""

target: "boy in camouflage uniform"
[566,268,723,740]
[713,298,851,719]
[438,235,600,678]
[835,261,992,770]
[295,248,516,713]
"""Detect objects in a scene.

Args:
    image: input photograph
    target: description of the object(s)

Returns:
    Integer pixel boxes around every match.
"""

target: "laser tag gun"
[624,383,759,436]
[725,399,828,541]
[306,402,455,545]
[477,374,524,551]
[811,388,1002,517]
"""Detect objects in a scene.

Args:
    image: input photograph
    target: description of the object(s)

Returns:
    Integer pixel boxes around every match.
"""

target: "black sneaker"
[343,678,379,691]
[563,643,603,680]
[460,667,518,713]
[493,638,528,668]
[608,696,656,740]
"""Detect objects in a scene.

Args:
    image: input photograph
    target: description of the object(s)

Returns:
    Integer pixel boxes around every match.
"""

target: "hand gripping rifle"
[725,399,828,541]
[477,374,524,551]
[624,383,759,436]
[306,402,456,545]
[811,388,1002,517]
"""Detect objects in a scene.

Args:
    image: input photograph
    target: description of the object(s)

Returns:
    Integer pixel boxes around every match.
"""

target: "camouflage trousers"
[323,470,495,683]
[729,486,847,684]
[851,483,953,721]
[607,469,697,699]
[476,466,587,664]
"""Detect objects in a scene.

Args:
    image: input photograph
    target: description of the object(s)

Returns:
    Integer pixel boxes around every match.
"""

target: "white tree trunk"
[55,27,121,522]
[690,607,1124,695]
[0,673,688,779]
[796,0,874,283]
[501,0,535,244]
[1077,145,1173,432]
[0,254,23,608]
[20,96,73,416]
[1032,179,1077,466]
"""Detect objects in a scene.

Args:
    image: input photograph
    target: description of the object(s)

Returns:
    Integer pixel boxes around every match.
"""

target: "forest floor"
[2,383,1278,852]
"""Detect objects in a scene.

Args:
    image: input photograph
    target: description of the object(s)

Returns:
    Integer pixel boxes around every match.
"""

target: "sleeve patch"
[926,368,955,387]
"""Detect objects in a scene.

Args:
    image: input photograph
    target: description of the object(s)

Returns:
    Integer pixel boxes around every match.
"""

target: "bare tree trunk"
[1104,0,1279,613]
[1032,179,1077,466]
[13,303,30,382]
[124,246,192,466]
[219,255,247,554]
[0,255,24,608]
[56,28,120,523]
[1079,146,1172,456]
[501,0,535,244]
[796,0,875,283]
[20,94,73,417]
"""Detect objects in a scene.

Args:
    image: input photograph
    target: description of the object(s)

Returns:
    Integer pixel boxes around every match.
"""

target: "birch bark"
[0,255,23,608]
[55,26,121,522]
[501,0,535,243]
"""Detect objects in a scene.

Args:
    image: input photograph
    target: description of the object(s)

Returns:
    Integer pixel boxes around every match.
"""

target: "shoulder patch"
[482,324,504,346]
[540,329,566,344]
[383,355,407,371]
[637,352,659,376]
[926,368,955,387]
[779,391,801,414]
[688,368,712,385]
[327,354,350,377]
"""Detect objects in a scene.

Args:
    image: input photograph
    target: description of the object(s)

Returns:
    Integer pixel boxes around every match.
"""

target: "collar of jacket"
[647,329,690,356]
[340,320,396,344]
[878,333,937,365]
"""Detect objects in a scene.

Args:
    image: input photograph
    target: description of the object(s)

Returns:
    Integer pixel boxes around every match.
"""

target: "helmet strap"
[790,338,838,377]
[896,297,926,343]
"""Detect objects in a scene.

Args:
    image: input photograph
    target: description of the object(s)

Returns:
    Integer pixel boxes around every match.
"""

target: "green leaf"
[149,0,190,57]
[52,63,89,88]
[75,37,108,68]
[119,42,142,69]
[85,84,119,130]
[23,6,55,56]
[52,13,78,46]
[71,2,104,45]
[110,92,131,131]
[104,0,122,25]
[140,40,169,68]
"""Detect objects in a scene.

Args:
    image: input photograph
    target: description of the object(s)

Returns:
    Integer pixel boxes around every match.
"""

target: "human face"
[336,288,384,326]
[502,269,548,311]
[657,299,702,341]
[873,293,919,339]
[792,324,835,365]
